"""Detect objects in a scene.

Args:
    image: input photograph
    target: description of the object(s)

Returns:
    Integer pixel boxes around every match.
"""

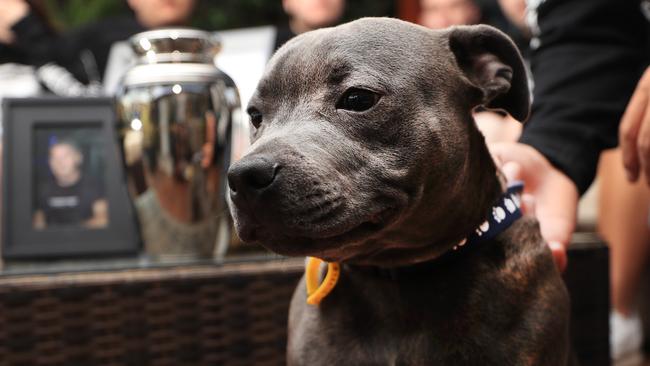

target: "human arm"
[33,180,48,230]
[492,0,648,270]
[0,0,29,44]
[32,209,46,230]
[620,67,650,184]
[1,0,63,68]
[490,142,576,271]
[1,1,101,92]
[84,199,109,228]
[519,0,648,196]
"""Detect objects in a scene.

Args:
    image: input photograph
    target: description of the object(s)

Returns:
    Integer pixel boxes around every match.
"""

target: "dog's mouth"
[234,204,401,257]
[316,206,399,241]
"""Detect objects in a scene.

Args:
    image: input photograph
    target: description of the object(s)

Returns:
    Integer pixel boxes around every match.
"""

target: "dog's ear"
[448,24,530,122]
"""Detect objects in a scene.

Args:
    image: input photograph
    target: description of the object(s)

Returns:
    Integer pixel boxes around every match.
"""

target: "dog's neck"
[345,181,522,278]
[306,178,522,304]
[454,119,507,233]
[347,117,505,268]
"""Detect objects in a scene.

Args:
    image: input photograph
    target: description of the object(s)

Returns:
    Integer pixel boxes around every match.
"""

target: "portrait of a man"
[33,131,109,230]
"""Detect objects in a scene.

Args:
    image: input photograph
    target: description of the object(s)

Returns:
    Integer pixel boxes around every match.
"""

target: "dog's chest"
[287,232,572,366]
[289,266,522,365]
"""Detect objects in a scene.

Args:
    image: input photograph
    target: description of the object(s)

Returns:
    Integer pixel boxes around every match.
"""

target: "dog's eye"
[337,88,379,112]
[247,107,263,128]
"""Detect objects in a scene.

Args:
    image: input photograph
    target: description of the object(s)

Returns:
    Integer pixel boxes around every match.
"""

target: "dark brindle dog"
[227,17,575,366]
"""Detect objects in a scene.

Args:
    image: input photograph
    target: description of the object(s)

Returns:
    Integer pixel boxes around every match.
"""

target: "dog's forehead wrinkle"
[340,69,394,94]
[326,63,353,86]
[259,48,332,103]
[248,122,317,156]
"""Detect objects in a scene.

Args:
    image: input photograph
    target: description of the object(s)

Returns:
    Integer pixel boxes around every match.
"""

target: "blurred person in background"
[102,0,197,93]
[418,0,526,144]
[424,0,650,362]
[274,0,345,50]
[495,0,526,33]
[0,0,197,96]
[419,0,528,50]
[0,0,54,120]
[464,0,650,361]
[486,0,649,362]
[597,145,650,363]
[419,0,481,29]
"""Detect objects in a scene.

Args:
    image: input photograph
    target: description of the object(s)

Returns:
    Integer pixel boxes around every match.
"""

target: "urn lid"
[130,28,221,64]
[123,28,228,86]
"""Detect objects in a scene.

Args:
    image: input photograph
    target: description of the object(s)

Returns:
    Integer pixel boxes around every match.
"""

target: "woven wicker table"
[0,235,609,366]
[0,257,305,366]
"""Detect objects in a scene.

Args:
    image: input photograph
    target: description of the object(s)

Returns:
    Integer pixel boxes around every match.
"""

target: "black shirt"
[519,0,650,194]
[37,176,104,226]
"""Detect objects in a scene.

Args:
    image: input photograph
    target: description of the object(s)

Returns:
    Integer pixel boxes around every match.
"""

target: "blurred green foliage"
[44,0,129,29]
[44,0,395,31]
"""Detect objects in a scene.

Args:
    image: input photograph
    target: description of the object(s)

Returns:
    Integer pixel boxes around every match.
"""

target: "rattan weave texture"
[0,240,609,366]
[0,259,304,366]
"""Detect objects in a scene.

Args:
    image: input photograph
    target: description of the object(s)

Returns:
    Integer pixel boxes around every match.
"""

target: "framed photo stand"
[2,98,139,259]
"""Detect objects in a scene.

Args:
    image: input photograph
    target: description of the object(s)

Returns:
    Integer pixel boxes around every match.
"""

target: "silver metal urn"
[116,29,241,260]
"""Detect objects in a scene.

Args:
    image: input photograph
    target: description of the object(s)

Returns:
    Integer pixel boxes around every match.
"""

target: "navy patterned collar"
[453,181,524,251]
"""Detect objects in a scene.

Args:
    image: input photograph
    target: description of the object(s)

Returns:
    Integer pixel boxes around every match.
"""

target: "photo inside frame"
[32,124,109,231]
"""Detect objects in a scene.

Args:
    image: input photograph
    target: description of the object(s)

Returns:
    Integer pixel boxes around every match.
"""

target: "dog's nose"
[228,156,279,194]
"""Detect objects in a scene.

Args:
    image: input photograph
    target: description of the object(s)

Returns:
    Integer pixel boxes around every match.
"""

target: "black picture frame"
[2,97,140,259]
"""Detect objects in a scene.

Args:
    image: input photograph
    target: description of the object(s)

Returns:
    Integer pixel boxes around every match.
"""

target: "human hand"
[0,0,29,44]
[489,142,579,272]
[620,67,650,184]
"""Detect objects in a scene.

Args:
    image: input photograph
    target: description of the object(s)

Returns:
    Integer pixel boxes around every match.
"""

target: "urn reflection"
[116,29,241,259]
